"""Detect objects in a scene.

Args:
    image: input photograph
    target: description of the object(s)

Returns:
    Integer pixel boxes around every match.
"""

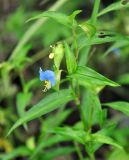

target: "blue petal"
[113,48,120,56]
[48,76,56,86]
[39,68,56,87]
[44,70,56,86]
[39,67,46,81]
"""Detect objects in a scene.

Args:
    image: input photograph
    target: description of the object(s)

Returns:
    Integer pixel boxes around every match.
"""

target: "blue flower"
[113,48,120,56]
[39,67,56,92]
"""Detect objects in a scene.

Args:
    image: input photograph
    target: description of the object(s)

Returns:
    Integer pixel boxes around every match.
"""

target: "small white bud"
[49,53,54,59]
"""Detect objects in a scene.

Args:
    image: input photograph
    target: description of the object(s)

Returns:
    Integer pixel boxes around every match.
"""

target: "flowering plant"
[1,0,129,160]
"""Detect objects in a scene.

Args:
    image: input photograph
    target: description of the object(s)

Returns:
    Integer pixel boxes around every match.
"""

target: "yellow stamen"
[42,80,51,92]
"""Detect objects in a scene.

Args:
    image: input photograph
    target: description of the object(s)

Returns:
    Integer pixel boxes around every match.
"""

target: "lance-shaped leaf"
[31,109,72,159]
[30,134,71,159]
[7,89,75,135]
[103,101,129,116]
[42,146,75,160]
[103,38,129,56]
[81,89,103,131]
[50,127,86,144]
[68,10,82,26]
[70,66,119,88]
[16,92,32,117]
[78,31,124,50]
[27,10,81,28]
[64,42,77,74]
[0,146,31,160]
[98,0,129,17]
[27,11,70,27]
[92,133,123,150]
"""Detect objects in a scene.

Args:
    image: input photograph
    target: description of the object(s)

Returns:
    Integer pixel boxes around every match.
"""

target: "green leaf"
[103,101,129,116]
[92,133,123,150]
[27,11,70,28]
[16,92,32,117]
[108,149,129,160]
[78,31,124,50]
[113,128,129,146]
[104,38,129,56]
[42,147,75,160]
[40,19,71,47]
[0,146,30,160]
[50,127,86,144]
[118,73,129,84]
[43,109,72,131]
[89,124,117,153]
[27,10,81,28]
[68,10,82,26]
[79,22,96,37]
[70,66,119,88]
[10,44,32,69]
[98,0,129,17]
[7,89,75,135]
[30,135,71,159]
[24,78,39,93]
[31,109,72,159]
[81,89,103,131]
[64,42,77,74]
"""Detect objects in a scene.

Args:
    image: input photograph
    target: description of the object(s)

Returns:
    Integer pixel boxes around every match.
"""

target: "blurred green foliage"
[1,0,129,160]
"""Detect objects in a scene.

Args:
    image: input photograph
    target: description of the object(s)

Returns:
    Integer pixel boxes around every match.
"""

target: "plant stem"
[91,0,101,25]
[89,153,96,160]
[74,142,84,160]
[79,0,101,66]
[72,27,78,58]
[85,145,96,160]
[79,2,101,159]
[19,71,25,92]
